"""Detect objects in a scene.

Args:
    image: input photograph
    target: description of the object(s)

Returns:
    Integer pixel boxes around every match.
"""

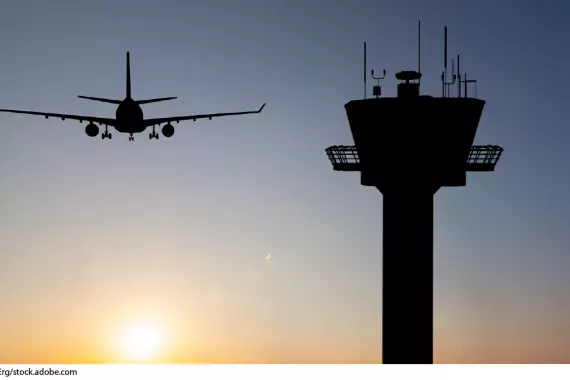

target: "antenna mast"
[418,20,421,85]
[441,26,456,97]
[364,42,367,99]
[457,54,461,98]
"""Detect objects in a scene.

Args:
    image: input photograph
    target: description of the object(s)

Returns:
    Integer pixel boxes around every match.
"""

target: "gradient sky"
[1,0,569,364]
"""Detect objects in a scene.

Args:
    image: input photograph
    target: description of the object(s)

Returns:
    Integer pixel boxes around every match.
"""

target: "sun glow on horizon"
[121,321,164,362]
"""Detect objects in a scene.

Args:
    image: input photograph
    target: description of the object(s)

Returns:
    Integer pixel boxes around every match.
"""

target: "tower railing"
[325,145,503,172]
[466,145,504,171]
[325,145,359,168]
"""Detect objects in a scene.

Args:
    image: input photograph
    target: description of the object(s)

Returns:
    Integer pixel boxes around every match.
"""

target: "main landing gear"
[149,126,159,140]
[129,134,135,142]
[102,126,112,140]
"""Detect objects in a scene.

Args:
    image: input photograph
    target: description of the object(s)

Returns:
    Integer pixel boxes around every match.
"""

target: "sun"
[121,321,163,362]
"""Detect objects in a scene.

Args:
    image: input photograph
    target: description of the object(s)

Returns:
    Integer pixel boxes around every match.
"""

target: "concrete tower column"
[379,184,439,364]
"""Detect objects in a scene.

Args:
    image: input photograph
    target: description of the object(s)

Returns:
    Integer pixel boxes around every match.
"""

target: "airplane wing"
[143,103,266,127]
[0,108,117,126]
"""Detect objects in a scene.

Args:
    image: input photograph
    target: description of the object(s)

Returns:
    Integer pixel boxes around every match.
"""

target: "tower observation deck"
[325,25,503,364]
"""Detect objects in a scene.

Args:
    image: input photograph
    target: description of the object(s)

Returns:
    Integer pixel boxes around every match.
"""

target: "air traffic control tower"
[325,25,503,364]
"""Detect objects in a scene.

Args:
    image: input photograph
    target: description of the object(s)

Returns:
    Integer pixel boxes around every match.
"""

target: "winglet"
[126,51,131,98]
[258,103,266,112]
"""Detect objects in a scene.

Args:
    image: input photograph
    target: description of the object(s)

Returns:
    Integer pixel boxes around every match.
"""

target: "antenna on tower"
[364,42,367,99]
[457,54,461,98]
[441,26,456,97]
[461,72,478,98]
[418,20,421,84]
[371,68,387,98]
[457,53,478,98]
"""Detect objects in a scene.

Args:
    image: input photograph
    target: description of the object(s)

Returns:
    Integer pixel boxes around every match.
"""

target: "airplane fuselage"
[115,98,145,133]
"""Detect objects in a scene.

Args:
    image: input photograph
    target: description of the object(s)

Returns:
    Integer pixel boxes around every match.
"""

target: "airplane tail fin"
[78,95,122,104]
[126,51,131,98]
[135,97,178,105]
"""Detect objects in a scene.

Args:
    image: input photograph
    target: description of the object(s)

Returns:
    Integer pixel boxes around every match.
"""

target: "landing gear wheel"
[156,134,159,140]
[149,133,152,139]
[109,133,112,139]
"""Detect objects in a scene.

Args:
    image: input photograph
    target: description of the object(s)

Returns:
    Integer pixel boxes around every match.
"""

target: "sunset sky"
[1,0,570,364]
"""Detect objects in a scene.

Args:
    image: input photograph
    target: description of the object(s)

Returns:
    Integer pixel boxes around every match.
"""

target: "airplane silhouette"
[0,52,266,141]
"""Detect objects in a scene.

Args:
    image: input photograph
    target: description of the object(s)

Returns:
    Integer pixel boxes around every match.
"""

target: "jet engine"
[162,123,174,138]
[85,123,99,137]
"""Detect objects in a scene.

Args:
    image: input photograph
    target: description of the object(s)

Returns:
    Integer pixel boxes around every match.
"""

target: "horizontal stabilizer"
[78,96,122,104]
[135,97,178,105]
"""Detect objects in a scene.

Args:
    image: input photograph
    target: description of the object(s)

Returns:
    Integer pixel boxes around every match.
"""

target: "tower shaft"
[381,185,438,364]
